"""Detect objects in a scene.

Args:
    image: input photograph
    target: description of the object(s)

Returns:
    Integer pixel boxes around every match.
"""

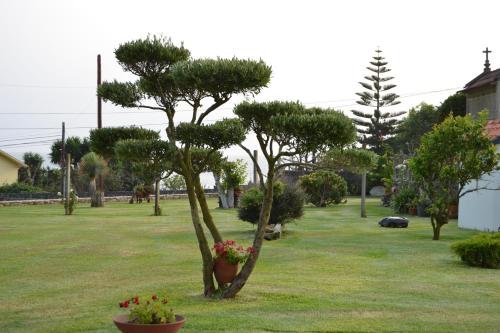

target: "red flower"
[246,246,255,254]
[123,301,129,308]
[152,295,158,301]
[226,240,235,245]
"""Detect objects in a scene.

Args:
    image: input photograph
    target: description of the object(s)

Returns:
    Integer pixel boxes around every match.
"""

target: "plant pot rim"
[113,314,185,326]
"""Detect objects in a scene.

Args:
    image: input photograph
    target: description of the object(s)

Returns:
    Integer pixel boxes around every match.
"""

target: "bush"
[451,233,500,269]
[0,182,44,193]
[238,182,304,225]
[391,186,417,214]
[299,170,347,207]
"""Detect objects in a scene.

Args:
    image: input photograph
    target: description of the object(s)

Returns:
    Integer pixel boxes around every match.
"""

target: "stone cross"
[483,47,492,72]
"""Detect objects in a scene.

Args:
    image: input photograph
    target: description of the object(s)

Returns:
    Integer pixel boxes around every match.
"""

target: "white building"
[458,53,500,231]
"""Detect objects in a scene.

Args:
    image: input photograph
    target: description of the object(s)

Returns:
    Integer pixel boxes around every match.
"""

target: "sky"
[1,0,499,186]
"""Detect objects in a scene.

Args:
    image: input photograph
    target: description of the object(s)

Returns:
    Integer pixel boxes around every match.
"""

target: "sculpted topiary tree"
[409,113,498,240]
[115,139,174,216]
[225,101,357,297]
[89,126,160,206]
[98,36,270,297]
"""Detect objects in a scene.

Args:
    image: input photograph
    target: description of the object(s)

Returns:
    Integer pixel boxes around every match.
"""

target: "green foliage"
[392,103,440,154]
[235,101,356,154]
[321,148,378,174]
[115,139,174,183]
[451,233,500,269]
[98,81,144,108]
[391,186,417,214]
[238,182,304,225]
[23,152,44,185]
[120,291,176,324]
[79,152,107,180]
[172,58,272,97]
[89,127,160,160]
[163,174,186,191]
[409,113,499,239]
[50,136,91,166]
[220,159,247,189]
[437,92,466,122]
[176,118,246,150]
[351,49,405,154]
[300,171,347,207]
[64,190,78,215]
[0,182,43,193]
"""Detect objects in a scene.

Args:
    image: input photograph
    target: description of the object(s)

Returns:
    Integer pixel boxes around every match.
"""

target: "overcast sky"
[1,0,499,186]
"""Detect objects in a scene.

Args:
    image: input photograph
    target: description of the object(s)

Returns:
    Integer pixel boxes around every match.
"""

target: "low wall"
[0,193,218,207]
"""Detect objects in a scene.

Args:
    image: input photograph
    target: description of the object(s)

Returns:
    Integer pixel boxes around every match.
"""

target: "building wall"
[458,145,500,232]
[0,156,20,185]
[466,86,498,119]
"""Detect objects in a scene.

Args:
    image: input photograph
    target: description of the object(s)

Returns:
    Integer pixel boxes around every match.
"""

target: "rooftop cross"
[483,47,492,72]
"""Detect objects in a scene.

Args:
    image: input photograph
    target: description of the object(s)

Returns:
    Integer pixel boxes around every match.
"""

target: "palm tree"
[79,152,107,207]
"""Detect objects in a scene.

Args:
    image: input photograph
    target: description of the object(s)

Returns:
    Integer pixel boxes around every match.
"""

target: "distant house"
[458,50,500,232]
[0,149,25,185]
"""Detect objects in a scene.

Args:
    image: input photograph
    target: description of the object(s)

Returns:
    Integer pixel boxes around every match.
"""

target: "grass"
[0,197,498,333]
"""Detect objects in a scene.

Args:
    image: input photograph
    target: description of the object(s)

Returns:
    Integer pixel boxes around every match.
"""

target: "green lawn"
[0,198,498,333]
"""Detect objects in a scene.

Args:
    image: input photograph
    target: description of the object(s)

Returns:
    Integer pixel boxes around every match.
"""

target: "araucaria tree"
[409,113,498,240]
[351,49,405,154]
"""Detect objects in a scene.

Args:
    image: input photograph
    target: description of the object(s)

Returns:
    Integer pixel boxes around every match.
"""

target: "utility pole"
[65,153,71,215]
[61,121,66,197]
[361,141,367,218]
[97,54,102,128]
[97,54,104,206]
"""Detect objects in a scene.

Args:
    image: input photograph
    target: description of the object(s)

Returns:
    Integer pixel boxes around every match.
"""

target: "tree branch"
[238,143,265,188]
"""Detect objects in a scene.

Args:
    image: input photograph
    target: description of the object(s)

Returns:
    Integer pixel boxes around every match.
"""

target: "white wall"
[458,145,500,232]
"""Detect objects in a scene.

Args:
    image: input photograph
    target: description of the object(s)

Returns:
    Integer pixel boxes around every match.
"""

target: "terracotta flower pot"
[113,314,185,333]
[213,258,238,284]
[448,204,458,219]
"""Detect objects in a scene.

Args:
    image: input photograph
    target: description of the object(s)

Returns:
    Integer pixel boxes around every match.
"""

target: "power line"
[0,86,461,116]
[0,134,60,143]
[0,139,57,148]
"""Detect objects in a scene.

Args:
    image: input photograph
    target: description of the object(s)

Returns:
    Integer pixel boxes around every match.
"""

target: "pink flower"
[246,246,255,254]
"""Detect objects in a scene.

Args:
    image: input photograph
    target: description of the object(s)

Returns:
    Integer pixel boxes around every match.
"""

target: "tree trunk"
[361,172,367,218]
[89,178,99,207]
[183,160,216,297]
[154,178,161,216]
[213,173,229,208]
[194,175,223,243]
[222,168,275,298]
[226,187,235,208]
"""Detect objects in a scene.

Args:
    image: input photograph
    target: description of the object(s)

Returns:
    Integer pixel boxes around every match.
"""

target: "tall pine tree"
[352,49,405,154]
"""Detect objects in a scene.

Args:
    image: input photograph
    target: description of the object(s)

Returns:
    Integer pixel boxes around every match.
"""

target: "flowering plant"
[213,240,255,264]
[118,291,175,324]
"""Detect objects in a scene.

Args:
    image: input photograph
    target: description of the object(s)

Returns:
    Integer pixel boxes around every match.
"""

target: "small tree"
[351,49,405,154]
[163,174,186,191]
[23,152,44,186]
[50,136,91,167]
[79,152,107,207]
[409,112,498,240]
[115,139,174,216]
[300,170,347,207]
[437,92,466,122]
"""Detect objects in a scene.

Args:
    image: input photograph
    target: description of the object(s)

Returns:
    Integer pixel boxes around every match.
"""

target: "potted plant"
[113,291,185,333]
[213,240,254,285]
[407,198,418,215]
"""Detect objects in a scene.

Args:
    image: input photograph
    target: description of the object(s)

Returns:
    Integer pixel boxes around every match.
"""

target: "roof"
[462,68,500,93]
[485,119,500,144]
[0,149,26,167]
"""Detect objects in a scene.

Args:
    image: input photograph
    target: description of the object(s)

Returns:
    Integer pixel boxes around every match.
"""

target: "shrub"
[451,233,500,269]
[299,170,347,207]
[391,186,417,214]
[238,182,304,225]
[0,182,44,193]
